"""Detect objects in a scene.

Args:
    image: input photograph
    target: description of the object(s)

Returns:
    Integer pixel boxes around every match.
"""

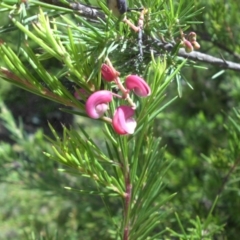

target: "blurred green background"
[1,0,240,239]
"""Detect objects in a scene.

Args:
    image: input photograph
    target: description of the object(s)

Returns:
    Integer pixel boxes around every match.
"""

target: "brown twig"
[153,39,240,72]
[40,0,104,19]
[196,31,240,62]
[123,171,132,240]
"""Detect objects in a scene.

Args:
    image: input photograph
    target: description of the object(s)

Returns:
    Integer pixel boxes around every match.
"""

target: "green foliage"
[0,100,119,239]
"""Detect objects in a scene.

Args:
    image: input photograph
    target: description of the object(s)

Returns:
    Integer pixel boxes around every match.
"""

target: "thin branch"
[178,48,240,71]
[197,31,240,61]
[69,2,104,19]
[153,40,240,72]
[39,0,104,19]
[123,169,132,240]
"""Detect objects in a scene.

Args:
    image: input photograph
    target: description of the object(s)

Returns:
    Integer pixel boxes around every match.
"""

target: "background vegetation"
[0,0,240,239]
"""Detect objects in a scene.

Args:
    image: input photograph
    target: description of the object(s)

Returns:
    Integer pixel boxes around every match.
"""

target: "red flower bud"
[101,64,119,82]
[183,40,194,53]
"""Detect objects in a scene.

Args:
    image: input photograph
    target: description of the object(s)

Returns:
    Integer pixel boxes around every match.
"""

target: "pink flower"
[125,75,151,97]
[101,64,119,82]
[85,90,113,119]
[112,106,137,135]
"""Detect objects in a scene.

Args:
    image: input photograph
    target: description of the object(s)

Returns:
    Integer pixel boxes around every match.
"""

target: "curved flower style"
[85,90,113,119]
[101,63,119,82]
[125,75,151,97]
[112,106,137,135]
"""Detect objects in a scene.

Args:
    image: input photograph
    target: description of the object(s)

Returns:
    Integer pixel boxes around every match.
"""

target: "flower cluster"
[83,60,151,135]
[181,31,200,53]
